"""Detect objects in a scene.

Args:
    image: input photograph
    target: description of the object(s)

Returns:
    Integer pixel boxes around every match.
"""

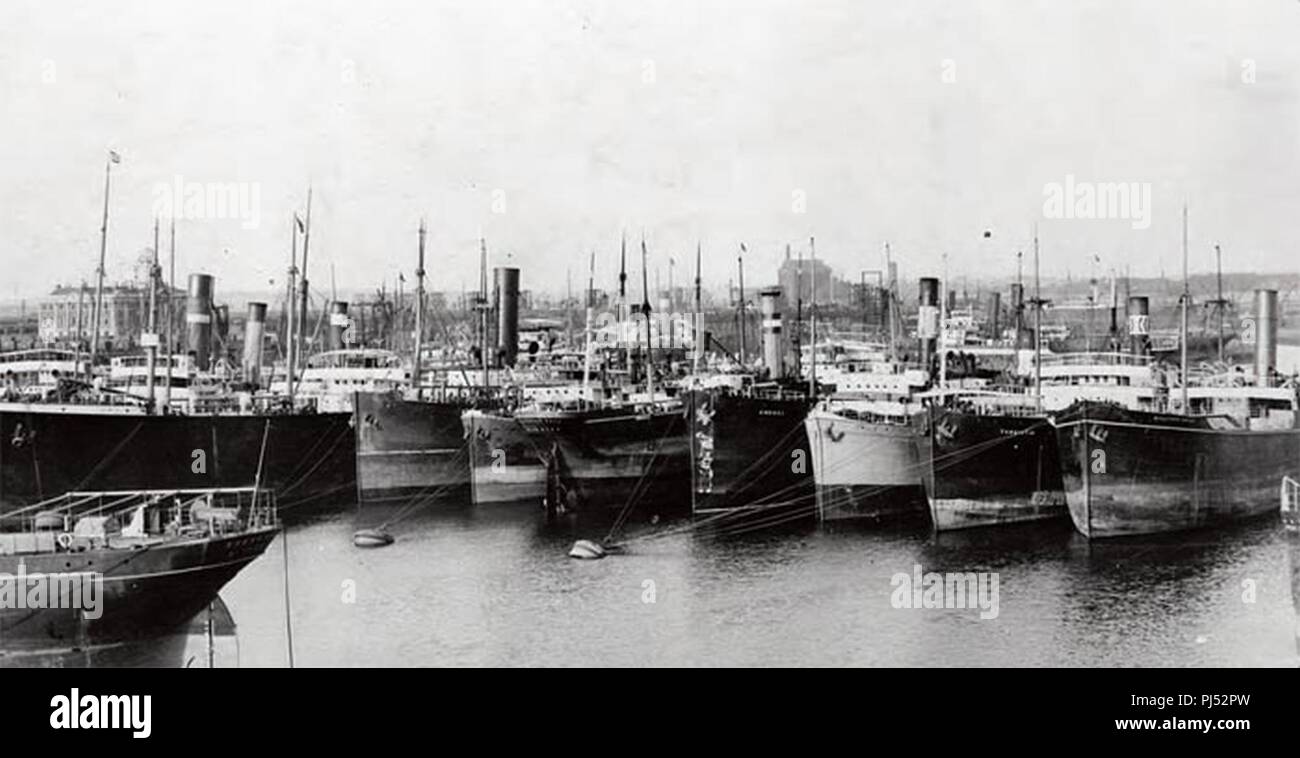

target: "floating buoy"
[568,539,607,560]
[353,528,395,548]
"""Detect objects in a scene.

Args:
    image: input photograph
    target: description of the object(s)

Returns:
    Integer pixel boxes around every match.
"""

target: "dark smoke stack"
[1254,289,1279,388]
[918,277,940,369]
[494,267,520,368]
[187,273,214,371]
[1127,296,1150,355]
[759,287,784,380]
[328,301,350,351]
[243,302,267,385]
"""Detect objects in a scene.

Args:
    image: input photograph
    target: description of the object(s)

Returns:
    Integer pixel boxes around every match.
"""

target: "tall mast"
[298,187,313,361]
[414,220,426,400]
[809,236,818,390]
[940,252,949,387]
[1181,204,1190,414]
[667,257,675,349]
[737,243,747,366]
[163,217,174,408]
[582,250,595,405]
[1016,249,1024,348]
[286,214,299,406]
[885,242,897,361]
[641,237,655,401]
[619,233,629,367]
[90,150,120,379]
[795,245,803,378]
[146,217,159,408]
[1212,243,1226,363]
[693,241,702,375]
[1033,229,1043,412]
[479,236,489,388]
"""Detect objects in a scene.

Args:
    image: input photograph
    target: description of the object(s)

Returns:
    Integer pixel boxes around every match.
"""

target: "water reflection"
[4,502,1297,667]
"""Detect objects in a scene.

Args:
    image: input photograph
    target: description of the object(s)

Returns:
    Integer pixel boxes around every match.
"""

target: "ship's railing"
[1282,477,1300,532]
[1037,351,1153,367]
[0,486,277,538]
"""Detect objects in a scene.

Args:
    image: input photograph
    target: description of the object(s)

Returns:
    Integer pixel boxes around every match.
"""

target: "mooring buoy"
[353,528,395,548]
[568,539,607,560]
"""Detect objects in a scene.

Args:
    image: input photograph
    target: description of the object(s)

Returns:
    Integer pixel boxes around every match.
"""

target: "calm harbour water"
[5,501,1299,667]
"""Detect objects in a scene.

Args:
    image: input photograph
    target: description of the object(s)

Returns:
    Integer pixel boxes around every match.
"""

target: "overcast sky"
[2,0,1298,302]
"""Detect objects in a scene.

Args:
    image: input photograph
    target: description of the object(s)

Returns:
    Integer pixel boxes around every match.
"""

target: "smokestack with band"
[243,302,267,385]
[187,273,214,371]
[494,267,520,368]
[1127,295,1150,356]
[328,301,350,351]
[918,277,940,370]
[760,287,784,380]
[1254,289,1278,388]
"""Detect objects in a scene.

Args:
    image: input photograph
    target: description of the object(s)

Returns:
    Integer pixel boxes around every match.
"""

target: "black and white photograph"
[0,0,1297,725]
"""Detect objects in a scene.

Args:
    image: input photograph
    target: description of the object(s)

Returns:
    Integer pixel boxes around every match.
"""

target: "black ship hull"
[0,405,355,517]
[688,390,814,515]
[353,392,471,504]
[517,405,690,514]
[917,406,1065,530]
[0,527,277,644]
[1054,401,1300,538]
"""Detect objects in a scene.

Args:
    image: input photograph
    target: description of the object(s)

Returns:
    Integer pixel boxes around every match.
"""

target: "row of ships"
[2,231,1297,645]
[2,264,1294,541]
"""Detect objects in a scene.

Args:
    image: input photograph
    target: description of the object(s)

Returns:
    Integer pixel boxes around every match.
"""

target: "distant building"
[39,283,184,349]
[775,249,852,306]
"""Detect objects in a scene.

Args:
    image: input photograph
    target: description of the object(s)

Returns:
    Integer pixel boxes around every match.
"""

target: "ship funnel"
[187,273,214,371]
[918,277,940,370]
[328,301,350,351]
[759,287,784,380]
[985,291,1001,340]
[494,267,520,368]
[1127,296,1150,356]
[1254,289,1279,387]
[243,302,267,385]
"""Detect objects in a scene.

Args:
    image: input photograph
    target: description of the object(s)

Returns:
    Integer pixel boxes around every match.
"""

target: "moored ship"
[689,288,815,516]
[0,394,355,517]
[917,349,1164,531]
[1053,289,1300,538]
[353,389,473,505]
[918,393,1062,530]
[0,486,277,644]
[690,383,814,515]
[802,277,938,523]
[463,405,547,504]
[517,398,690,515]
